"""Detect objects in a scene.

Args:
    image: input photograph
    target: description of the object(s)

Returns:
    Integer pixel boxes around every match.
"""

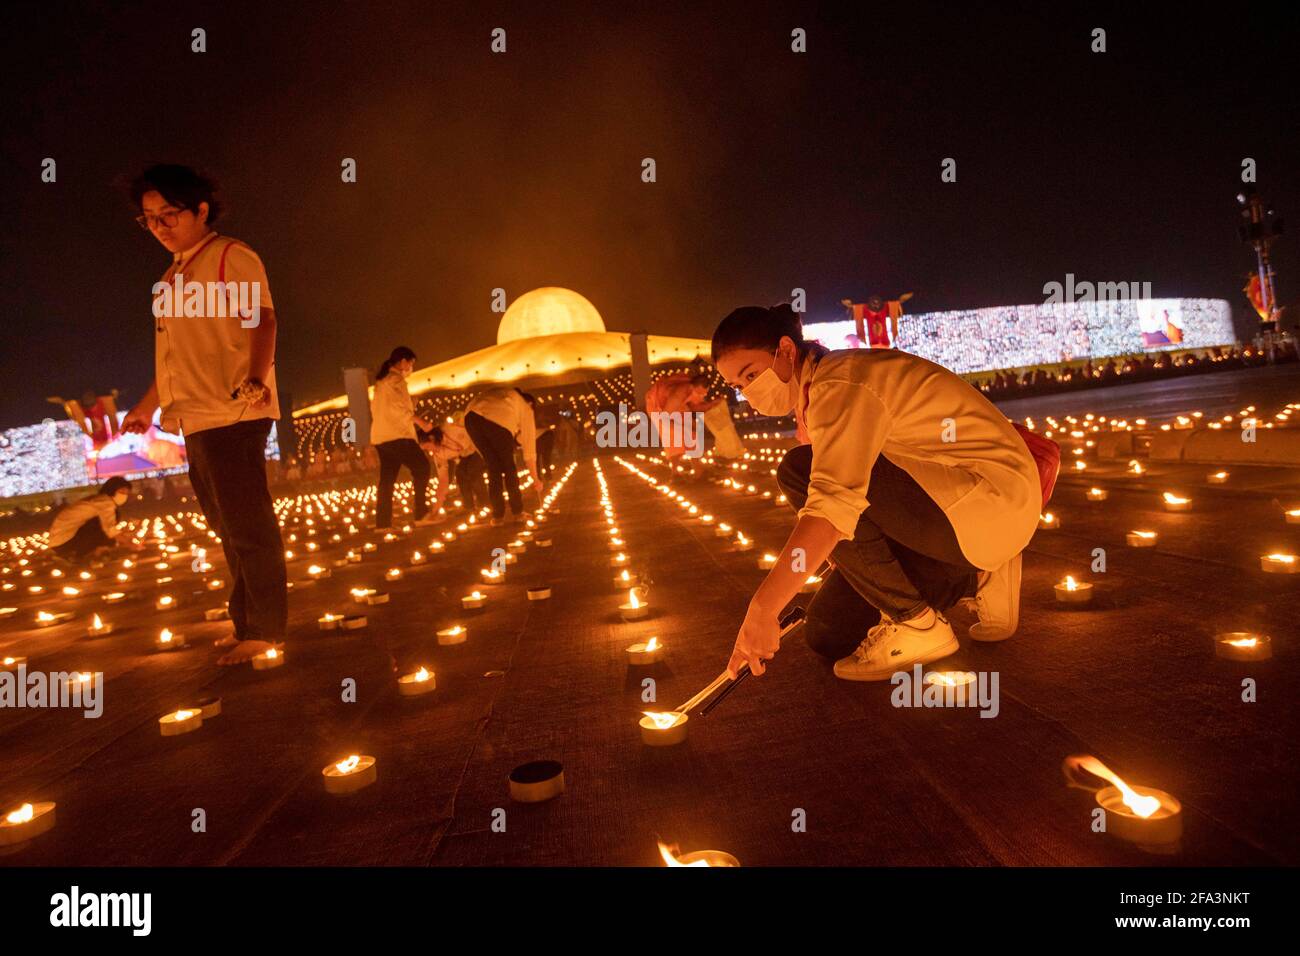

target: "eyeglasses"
[135,207,188,230]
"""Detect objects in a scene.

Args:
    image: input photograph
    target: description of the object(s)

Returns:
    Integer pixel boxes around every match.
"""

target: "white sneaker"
[833,612,959,682]
[968,552,1021,642]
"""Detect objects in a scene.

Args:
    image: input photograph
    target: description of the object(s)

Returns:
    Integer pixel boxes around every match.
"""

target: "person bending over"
[712,304,1046,682]
[48,477,143,562]
[370,346,438,529]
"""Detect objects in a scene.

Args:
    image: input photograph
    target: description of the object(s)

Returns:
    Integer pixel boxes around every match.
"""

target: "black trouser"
[54,518,114,561]
[776,444,976,661]
[454,453,487,510]
[464,411,523,518]
[185,419,287,643]
[375,438,430,527]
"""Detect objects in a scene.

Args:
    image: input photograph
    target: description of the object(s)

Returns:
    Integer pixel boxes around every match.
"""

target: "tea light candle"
[1038,512,1059,530]
[508,760,565,803]
[700,513,715,524]
[204,606,230,621]
[252,646,285,670]
[155,594,177,611]
[206,578,225,591]
[1214,632,1272,661]
[409,550,426,565]
[192,696,222,718]
[87,613,113,637]
[1286,509,1300,525]
[365,590,390,605]
[2,656,28,672]
[437,625,468,645]
[714,522,732,538]
[35,610,73,628]
[1086,487,1108,501]
[527,586,551,601]
[462,590,487,610]
[1126,530,1158,548]
[0,607,16,618]
[351,587,375,604]
[385,567,403,581]
[799,575,823,594]
[154,627,187,651]
[159,708,203,737]
[480,568,505,586]
[1064,755,1182,852]
[613,569,640,591]
[757,552,778,570]
[1162,492,1192,512]
[506,540,526,554]
[341,615,368,630]
[535,537,552,548]
[639,710,688,746]
[398,666,436,697]
[102,591,127,604]
[318,612,342,630]
[610,552,629,568]
[306,564,331,580]
[733,533,753,552]
[626,636,664,665]
[1054,575,1094,604]
[1207,471,1229,484]
[619,588,649,621]
[924,670,977,702]
[0,801,56,848]
[1260,553,1298,574]
[322,754,377,794]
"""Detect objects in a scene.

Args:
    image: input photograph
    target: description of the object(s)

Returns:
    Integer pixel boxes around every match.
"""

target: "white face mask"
[742,352,795,417]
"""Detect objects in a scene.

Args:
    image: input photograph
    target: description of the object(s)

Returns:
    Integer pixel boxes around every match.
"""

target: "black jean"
[54,518,114,561]
[185,419,287,643]
[464,411,523,518]
[375,438,430,527]
[454,453,487,510]
[776,444,976,660]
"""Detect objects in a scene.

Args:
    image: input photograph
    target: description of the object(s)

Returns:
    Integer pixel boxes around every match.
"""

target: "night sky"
[2,0,1296,428]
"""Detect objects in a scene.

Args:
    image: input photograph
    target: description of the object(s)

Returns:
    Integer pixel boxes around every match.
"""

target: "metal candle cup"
[1126,530,1158,548]
[87,614,113,637]
[1054,576,1094,604]
[154,628,187,651]
[1162,492,1192,512]
[1260,553,1298,574]
[398,666,436,697]
[1214,633,1272,661]
[318,613,342,630]
[619,588,649,621]
[613,570,640,591]
[626,636,664,665]
[1096,785,1183,852]
[322,754,377,794]
[924,670,977,703]
[527,586,551,601]
[252,646,285,670]
[0,801,56,848]
[461,591,486,610]
[159,708,203,737]
[639,711,688,746]
[437,625,468,645]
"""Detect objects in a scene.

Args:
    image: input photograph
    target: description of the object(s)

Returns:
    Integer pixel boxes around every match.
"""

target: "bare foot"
[213,634,240,648]
[217,639,279,666]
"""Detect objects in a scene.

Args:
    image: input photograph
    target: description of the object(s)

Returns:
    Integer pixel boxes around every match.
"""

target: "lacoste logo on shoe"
[891,649,902,656]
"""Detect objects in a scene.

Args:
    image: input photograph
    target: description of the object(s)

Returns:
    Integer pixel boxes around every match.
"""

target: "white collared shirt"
[465,388,537,464]
[153,231,278,435]
[797,348,1040,571]
[369,373,416,445]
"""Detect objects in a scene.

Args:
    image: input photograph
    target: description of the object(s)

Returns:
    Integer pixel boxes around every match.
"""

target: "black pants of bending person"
[464,411,523,519]
[375,438,430,527]
[454,453,487,511]
[53,519,114,562]
[185,419,288,644]
[776,444,977,661]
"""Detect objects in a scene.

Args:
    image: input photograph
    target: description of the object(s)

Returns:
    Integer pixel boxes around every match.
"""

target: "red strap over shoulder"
[1011,422,1061,508]
[217,239,248,284]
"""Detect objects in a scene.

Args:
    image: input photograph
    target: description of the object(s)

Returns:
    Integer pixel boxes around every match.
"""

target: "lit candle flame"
[658,841,709,867]
[1163,492,1189,505]
[6,803,34,825]
[1132,530,1156,539]
[1225,637,1258,648]
[159,628,173,643]
[174,709,195,721]
[1063,576,1079,591]
[335,755,360,774]
[645,636,659,652]
[92,614,103,629]
[643,711,681,730]
[414,667,430,682]
[1265,553,1296,563]
[627,588,641,609]
[1065,755,1161,818]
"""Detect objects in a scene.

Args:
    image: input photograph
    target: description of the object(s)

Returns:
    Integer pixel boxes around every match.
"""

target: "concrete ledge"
[1178,428,1300,466]
[1095,431,1135,459]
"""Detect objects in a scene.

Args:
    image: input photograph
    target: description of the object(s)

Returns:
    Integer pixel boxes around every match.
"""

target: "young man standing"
[121,164,287,666]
